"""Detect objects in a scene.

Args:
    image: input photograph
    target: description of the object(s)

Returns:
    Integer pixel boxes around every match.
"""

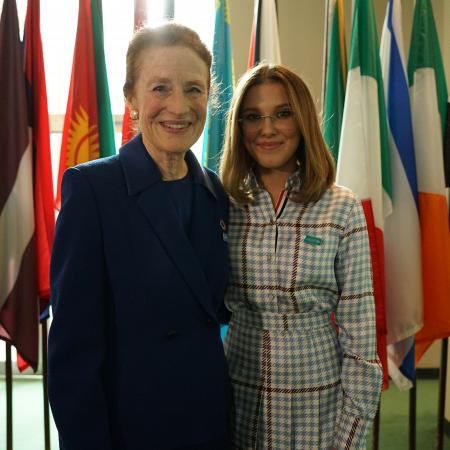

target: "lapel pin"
[304,235,323,246]
[220,219,228,242]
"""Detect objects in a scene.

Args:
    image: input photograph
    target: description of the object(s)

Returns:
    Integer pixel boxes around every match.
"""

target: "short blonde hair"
[219,63,335,204]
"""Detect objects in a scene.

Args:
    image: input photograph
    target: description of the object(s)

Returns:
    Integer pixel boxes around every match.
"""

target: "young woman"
[220,63,382,450]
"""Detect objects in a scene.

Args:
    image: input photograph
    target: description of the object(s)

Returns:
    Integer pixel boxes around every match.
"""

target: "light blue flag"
[202,0,234,173]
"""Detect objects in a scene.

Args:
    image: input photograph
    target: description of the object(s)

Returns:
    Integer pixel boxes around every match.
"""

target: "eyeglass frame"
[237,109,296,132]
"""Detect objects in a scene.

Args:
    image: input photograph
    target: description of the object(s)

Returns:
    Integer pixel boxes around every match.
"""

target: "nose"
[166,88,190,116]
[259,115,277,135]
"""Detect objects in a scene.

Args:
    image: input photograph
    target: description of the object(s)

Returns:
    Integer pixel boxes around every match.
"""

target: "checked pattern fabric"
[224,173,382,449]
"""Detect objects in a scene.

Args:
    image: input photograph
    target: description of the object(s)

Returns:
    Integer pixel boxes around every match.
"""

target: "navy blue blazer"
[48,135,232,450]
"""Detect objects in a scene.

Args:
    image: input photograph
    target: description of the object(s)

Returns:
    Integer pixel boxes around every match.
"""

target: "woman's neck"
[143,139,188,181]
[258,169,293,207]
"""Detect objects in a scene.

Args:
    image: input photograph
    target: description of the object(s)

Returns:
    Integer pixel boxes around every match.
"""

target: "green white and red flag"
[336,0,392,389]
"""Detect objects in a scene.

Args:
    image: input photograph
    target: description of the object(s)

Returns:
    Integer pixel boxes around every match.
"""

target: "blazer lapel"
[119,136,216,319]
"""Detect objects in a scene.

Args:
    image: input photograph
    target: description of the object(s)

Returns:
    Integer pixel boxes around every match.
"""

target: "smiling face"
[128,45,209,157]
[240,81,301,177]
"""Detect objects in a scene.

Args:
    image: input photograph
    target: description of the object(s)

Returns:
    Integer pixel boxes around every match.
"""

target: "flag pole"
[437,338,448,449]
[409,383,416,450]
[41,319,50,450]
[5,342,13,450]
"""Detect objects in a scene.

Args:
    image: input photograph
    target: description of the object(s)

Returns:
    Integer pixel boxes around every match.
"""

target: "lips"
[160,121,191,130]
[257,141,282,150]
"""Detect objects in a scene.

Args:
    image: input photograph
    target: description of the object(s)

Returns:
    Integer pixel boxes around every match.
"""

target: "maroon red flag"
[0,0,39,371]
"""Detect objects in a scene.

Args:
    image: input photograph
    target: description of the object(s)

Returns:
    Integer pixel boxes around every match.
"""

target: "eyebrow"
[147,77,207,86]
[241,103,291,113]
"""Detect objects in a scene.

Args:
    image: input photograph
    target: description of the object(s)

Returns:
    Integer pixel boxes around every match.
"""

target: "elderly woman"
[48,24,232,450]
[220,64,382,449]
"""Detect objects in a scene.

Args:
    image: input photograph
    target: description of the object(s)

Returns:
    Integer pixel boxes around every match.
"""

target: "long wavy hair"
[219,64,335,204]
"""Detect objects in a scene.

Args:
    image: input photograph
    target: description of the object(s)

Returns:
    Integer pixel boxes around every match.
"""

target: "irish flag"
[336,0,392,389]
[380,0,422,391]
[56,0,115,207]
[322,0,347,162]
[408,0,450,363]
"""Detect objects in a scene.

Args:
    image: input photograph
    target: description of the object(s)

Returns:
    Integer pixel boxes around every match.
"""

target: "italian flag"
[336,0,392,389]
[322,0,347,162]
[56,0,115,207]
[408,0,450,363]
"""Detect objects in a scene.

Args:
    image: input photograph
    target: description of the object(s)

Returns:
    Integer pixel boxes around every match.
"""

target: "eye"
[242,113,262,123]
[276,109,293,119]
[187,85,203,94]
[152,84,168,93]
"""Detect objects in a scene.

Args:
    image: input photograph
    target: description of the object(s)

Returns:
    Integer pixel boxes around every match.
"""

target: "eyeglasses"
[238,109,295,132]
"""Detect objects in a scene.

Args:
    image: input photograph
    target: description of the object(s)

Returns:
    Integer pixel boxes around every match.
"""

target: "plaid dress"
[224,173,382,450]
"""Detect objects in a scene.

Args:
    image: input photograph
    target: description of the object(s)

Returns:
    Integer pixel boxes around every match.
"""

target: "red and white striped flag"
[0,0,39,371]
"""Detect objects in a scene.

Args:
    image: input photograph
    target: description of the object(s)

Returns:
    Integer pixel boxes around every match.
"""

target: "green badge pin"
[304,235,323,246]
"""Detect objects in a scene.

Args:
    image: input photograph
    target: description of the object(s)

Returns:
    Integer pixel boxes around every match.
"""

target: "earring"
[130,109,139,120]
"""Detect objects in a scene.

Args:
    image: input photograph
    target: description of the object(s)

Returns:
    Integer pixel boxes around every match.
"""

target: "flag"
[24,0,54,313]
[336,0,392,389]
[444,103,450,187]
[0,0,39,371]
[56,0,115,207]
[15,0,56,373]
[248,0,281,68]
[380,0,422,391]
[408,0,450,363]
[322,0,347,162]
[201,0,234,173]
[121,0,147,145]
[162,0,174,19]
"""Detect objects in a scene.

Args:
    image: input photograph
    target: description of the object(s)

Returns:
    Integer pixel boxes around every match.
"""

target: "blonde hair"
[219,63,335,204]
